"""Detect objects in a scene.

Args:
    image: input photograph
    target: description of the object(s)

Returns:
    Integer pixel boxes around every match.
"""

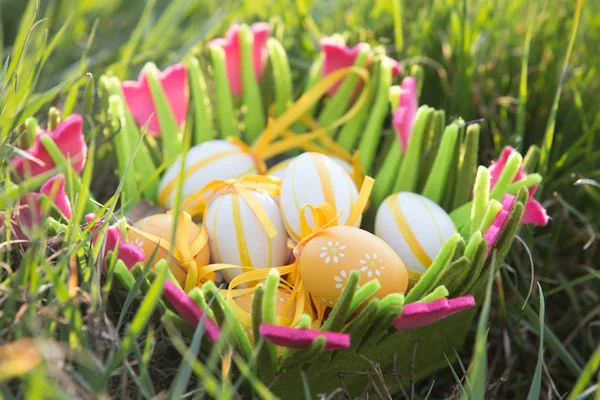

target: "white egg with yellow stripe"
[157,140,259,210]
[267,155,354,181]
[204,189,288,282]
[375,192,457,275]
[279,152,359,242]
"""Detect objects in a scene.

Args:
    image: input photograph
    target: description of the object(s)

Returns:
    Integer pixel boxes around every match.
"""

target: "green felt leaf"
[489,151,522,200]
[187,287,216,322]
[523,145,540,173]
[452,124,480,209]
[47,107,60,131]
[421,123,459,203]
[358,294,403,348]
[469,166,490,236]
[433,256,469,296]
[405,233,461,303]
[347,279,381,316]
[187,56,214,144]
[267,38,293,118]
[418,110,445,187]
[239,25,266,142]
[201,281,226,326]
[505,174,542,195]
[279,336,327,372]
[358,59,393,171]
[208,287,253,357]
[464,231,482,260]
[209,45,239,139]
[478,199,502,234]
[251,284,265,344]
[113,260,135,291]
[451,237,466,262]
[393,106,433,192]
[145,63,183,161]
[441,122,465,210]
[342,298,380,350]
[162,309,195,337]
[321,270,359,332]
[459,241,488,296]
[262,269,281,377]
[318,45,370,135]
[419,285,449,302]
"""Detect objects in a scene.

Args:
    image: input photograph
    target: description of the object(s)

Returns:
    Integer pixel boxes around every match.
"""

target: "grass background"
[0,0,599,398]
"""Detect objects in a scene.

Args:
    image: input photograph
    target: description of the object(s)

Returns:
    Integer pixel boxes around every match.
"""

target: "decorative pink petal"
[523,198,549,226]
[209,22,270,96]
[384,56,403,78]
[122,63,189,136]
[321,38,370,96]
[259,323,351,351]
[392,77,418,152]
[38,174,72,219]
[163,280,221,342]
[393,296,476,330]
[12,115,87,177]
[488,146,527,189]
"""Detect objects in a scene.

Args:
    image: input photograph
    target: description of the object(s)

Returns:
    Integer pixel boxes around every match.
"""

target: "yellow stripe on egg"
[310,153,336,211]
[232,193,252,267]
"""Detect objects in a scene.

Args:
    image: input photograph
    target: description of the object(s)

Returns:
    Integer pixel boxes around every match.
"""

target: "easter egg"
[204,190,288,282]
[127,213,210,286]
[279,152,359,241]
[298,225,408,307]
[157,140,259,209]
[375,192,457,274]
[267,155,353,181]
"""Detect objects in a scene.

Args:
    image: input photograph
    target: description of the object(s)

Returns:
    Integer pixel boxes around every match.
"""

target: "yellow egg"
[204,190,288,282]
[127,213,210,287]
[298,225,408,307]
[375,192,457,274]
[279,152,359,242]
[157,140,259,209]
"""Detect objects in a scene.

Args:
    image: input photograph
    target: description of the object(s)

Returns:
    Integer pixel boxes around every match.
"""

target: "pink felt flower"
[121,63,189,137]
[163,280,221,342]
[259,323,350,351]
[208,22,270,96]
[321,38,402,96]
[488,146,549,227]
[11,115,87,177]
[392,77,418,152]
[85,214,146,270]
[17,174,72,236]
[393,296,476,330]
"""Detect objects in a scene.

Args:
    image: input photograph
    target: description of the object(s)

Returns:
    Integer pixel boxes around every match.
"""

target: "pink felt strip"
[392,296,476,330]
[259,323,350,350]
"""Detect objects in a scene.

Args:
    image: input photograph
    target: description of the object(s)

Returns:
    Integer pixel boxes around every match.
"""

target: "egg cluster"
[129,139,457,308]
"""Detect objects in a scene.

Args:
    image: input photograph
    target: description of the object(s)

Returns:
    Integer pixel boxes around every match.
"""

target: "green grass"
[1,0,599,398]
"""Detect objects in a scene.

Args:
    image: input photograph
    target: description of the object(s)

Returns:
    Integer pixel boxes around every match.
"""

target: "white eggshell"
[204,190,288,282]
[375,192,457,274]
[267,155,353,181]
[157,140,258,209]
[330,156,353,175]
[279,152,359,241]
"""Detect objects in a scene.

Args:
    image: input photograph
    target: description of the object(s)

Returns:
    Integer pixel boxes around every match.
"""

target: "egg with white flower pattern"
[298,225,408,307]
[375,192,457,275]
[157,140,259,210]
[279,152,359,242]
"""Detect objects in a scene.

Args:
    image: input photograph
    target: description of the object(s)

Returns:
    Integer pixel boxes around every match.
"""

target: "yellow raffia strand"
[127,212,212,290]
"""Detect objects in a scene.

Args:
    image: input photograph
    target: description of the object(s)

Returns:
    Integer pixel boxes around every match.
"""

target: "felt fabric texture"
[163,280,221,342]
[208,23,270,96]
[121,64,189,136]
[392,77,418,152]
[259,324,351,351]
[392,295,476,330]
[11,114,87,176]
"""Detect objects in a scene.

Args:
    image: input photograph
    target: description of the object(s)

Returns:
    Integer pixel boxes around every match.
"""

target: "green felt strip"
[209,46,239,139]
[145,63,183,161]
[187,56,214,144]
[506,174,542,194]
[262,269,280,375]
[358,294,403,349]
[251,284,275,383]
[464,231,483,261]
[188,287,216,321]
[447,256,474,295]
[432,256,469,296]
[240,25,266,142]
[251,284,265,346]
[321,270,359,332]
[452,124,480,209]
[470,166,490,236]
[489,151,522,200]
[422,124,458,203]
[405,233,460,303]
[357,60,393,171]
[279,336,326,372]
[335,68,378,151]
[114,260,136,291]
[48,107,61,131]
[267,38,293,118]
[441,122,465,211]
[459,241,488,296]
[108,77,159,201]
[25,117,39,147]
[523,145,540,173]
[417,109,446,191]
[347,278,381,316]
[393,106,433,192]
[162,309,195,337]
[201,281,226,326]
[489,188,527,274]
[479,200,502,233]
[452,237,466,262]
[342,298,379,350]
[208,286,253,357]
[371,140,403,210]
[419,285,449,303]
[108,95,138,207]
[318,45,371,135]
[153,261,183,288]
